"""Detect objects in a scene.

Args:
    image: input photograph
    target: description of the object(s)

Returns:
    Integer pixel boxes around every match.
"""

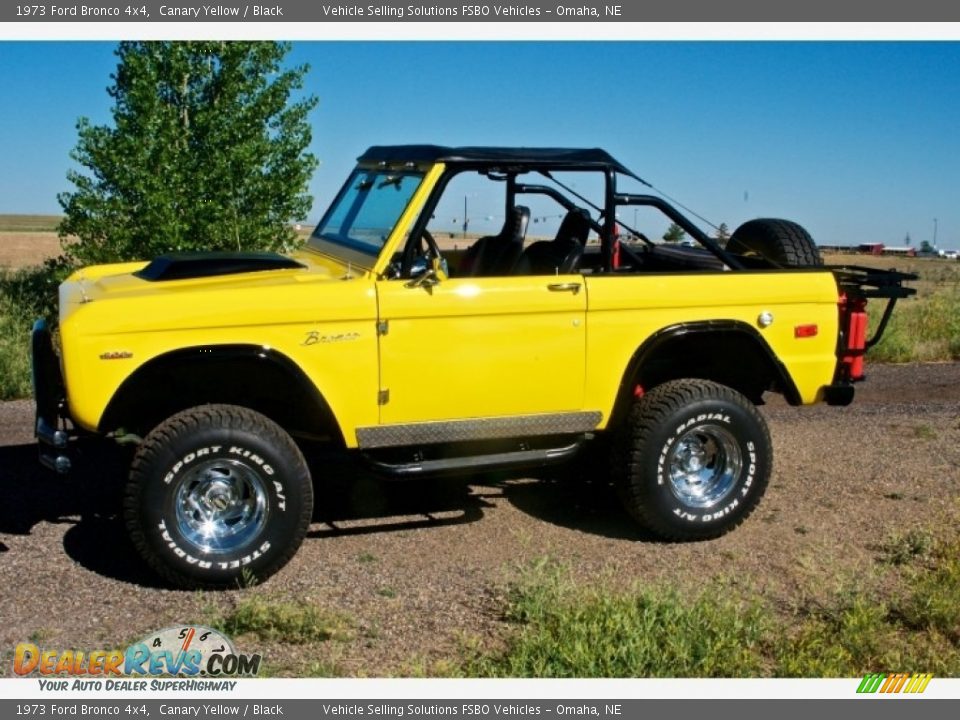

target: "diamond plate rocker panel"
[355,411,603,449]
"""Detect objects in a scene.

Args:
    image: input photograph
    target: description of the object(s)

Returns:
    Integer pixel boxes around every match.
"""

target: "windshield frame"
[308,167,426,262]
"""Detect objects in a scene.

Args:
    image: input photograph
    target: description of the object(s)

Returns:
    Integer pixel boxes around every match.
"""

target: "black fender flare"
[99,344,343,443]
[609,320,802,428]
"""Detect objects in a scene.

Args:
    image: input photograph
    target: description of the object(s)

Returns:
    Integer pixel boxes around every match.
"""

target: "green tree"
[715,222,730,243]
[662,223,686,243]
[59,41,318,265]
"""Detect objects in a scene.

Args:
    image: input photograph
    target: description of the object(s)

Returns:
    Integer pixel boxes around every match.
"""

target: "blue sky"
[0,41,957,248]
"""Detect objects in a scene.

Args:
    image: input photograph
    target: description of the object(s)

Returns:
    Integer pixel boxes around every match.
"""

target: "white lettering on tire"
[228,446,275,475]
[157,519,272,573]
[163,445,222,484]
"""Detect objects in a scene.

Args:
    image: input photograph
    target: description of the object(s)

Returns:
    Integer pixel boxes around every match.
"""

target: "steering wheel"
[401,228,443,277]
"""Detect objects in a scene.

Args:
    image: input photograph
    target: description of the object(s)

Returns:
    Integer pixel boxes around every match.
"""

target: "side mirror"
[404,267,439,290]
[431,255,448,281]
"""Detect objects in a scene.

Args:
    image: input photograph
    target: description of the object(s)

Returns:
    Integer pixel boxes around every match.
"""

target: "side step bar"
[362,440,583,479]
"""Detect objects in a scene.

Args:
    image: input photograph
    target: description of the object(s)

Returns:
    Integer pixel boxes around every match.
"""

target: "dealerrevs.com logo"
[857,673,933,695]
[14,625,261,688]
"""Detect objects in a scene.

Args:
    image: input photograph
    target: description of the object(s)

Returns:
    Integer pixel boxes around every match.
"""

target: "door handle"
[547,282,581,295]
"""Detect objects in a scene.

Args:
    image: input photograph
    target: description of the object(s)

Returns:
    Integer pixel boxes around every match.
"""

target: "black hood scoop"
[134,252,305,282]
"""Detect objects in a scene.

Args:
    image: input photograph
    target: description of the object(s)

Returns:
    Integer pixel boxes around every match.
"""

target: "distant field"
[822,251,959,297]
[0,232,62,269]
[0,214,62,232]
[0,215,63,269]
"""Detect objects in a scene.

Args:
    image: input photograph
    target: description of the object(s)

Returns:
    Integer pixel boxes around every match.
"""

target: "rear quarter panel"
[584,270,840,425]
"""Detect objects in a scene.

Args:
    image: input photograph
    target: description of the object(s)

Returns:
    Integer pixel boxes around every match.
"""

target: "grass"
[0,257,75,400]
[195,595,352,677]
[913,424,937,440]
[462,562,768,677]
[180,523,960,679]
[867,289,960,363]
[896,541,960,643]
[0,292,33,400]
[457,529,960,678]
[824,253,960,363]
[881,528,934,566]
[211,595,352,645]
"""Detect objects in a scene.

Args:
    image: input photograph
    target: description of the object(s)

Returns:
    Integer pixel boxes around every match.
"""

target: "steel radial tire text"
[727,218,823,267]
[124,404,313,589]
[613,379,772,540]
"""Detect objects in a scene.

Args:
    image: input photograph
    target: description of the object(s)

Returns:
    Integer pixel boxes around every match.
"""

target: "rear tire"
[124,404,313,589]
[727,218,822,267]
[613,379,772,540]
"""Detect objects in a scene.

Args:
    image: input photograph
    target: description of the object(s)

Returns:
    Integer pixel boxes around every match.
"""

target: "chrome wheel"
[173,459,269,555]
[667,424,742,509]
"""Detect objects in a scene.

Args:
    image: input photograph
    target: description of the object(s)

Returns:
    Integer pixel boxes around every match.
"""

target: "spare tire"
[727,218,822,267]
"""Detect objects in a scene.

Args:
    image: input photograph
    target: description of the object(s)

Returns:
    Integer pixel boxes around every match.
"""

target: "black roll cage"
[402,158,746,274]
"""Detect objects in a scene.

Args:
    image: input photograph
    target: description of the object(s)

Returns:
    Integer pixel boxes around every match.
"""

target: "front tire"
[124,404,313,589]
[614,379,771,540]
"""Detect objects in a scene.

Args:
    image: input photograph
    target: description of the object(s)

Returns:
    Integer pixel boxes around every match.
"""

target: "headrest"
[555,208,591,245]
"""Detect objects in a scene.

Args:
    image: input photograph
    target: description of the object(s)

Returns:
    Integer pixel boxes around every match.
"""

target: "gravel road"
[1,363,958,676]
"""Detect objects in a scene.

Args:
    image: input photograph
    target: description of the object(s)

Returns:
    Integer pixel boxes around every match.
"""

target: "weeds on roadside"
[0,257,75,400]
[867,285,960,362]
[460,530,960,678]
[463,560,768,678]
[894,536,960,643]
[212,596,352,644]
[0,296,33,399]
[881,528,934,566]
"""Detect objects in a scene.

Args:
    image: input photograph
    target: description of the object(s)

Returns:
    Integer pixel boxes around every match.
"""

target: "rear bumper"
[823,382,855,407]
[31,319,72,474]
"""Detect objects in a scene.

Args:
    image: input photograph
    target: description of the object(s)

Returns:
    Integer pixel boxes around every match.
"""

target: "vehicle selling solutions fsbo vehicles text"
[321,5,606,18]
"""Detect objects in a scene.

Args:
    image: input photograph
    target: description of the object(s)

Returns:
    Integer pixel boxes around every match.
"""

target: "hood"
[134,252,305,282]
[56,249,356,334]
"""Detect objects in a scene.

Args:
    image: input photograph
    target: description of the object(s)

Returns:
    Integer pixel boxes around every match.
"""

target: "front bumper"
[31,319,72,474]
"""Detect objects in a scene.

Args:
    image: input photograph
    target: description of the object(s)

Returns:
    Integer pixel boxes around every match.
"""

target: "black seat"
[459,205,530,277]
[513,208,591,275]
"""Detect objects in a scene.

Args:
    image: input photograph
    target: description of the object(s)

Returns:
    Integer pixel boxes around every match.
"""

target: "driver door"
[375,273,586,425]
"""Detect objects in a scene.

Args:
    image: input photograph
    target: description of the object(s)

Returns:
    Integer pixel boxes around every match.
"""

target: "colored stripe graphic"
[857,673,932,694]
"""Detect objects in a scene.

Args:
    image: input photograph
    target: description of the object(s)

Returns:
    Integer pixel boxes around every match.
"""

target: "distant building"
[880,246,917,257]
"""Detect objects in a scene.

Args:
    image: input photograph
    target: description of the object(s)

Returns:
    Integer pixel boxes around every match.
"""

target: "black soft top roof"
[358,145,636,176]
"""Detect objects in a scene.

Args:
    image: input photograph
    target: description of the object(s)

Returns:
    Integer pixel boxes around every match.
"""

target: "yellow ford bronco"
[32,146,914,588]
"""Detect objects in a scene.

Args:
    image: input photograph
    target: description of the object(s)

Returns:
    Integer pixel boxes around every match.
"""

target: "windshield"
[309,168,425,257]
